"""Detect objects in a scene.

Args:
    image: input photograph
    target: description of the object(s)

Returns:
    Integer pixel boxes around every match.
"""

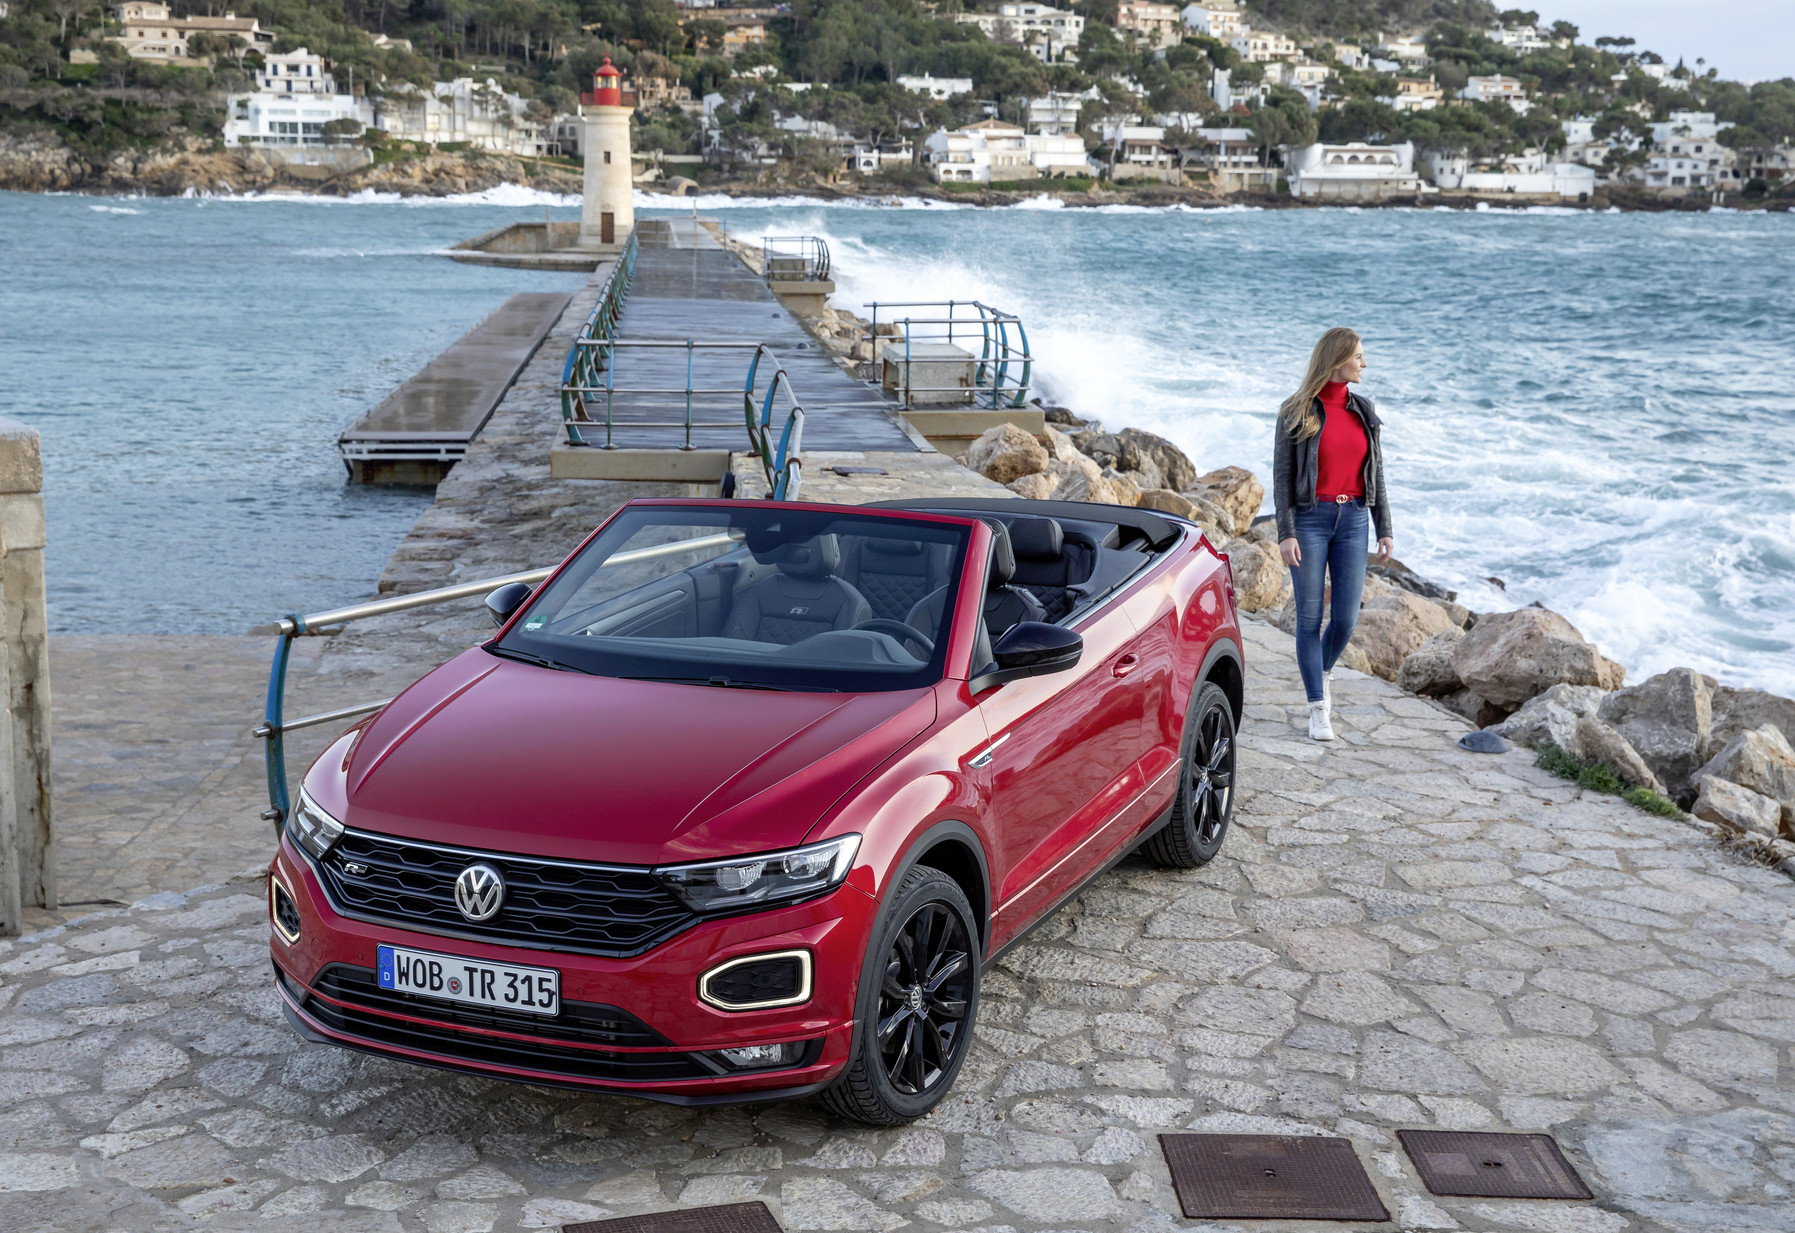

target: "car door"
[974,599,1152,953]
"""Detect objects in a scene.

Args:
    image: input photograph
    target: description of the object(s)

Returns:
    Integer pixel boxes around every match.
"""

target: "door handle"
[1113,654,1140,678]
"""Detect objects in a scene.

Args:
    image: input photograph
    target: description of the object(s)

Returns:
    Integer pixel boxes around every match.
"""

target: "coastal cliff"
[0,126,582,196]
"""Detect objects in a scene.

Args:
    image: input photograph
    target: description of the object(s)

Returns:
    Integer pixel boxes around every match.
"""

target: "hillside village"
[1,0,1791,201]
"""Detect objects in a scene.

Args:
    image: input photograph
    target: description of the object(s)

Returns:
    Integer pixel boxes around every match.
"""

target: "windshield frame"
[489,500,984,694]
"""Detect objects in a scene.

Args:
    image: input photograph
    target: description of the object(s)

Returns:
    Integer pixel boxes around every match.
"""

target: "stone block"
[1692,775,1781,838]
[1693,724,1795,832]
[1597,667,1713,801]
[1451,607,1626,710]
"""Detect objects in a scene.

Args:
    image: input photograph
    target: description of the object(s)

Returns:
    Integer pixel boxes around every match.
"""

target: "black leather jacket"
[1272,390,1392,542]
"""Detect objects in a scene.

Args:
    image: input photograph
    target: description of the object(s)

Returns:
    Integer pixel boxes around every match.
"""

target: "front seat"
[722,535,872,645]
[904,519,1044,643]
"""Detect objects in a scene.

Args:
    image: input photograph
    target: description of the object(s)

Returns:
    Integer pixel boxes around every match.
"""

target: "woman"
[1272,328,1394,742]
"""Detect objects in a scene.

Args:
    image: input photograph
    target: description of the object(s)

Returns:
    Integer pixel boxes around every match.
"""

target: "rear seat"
[1006,516,1094,624]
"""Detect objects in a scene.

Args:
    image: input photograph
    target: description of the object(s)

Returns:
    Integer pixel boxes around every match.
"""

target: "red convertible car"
[270,497,1243,1123]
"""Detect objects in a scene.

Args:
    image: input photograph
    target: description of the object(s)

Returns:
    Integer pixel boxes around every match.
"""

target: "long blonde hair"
[1279,327,1361,441]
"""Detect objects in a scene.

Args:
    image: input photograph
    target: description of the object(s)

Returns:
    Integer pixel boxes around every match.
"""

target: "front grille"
[286,964,713,1084]
[318,829,697,957]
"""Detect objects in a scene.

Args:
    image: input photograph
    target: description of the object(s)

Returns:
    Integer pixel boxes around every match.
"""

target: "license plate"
[377,944,560,1016]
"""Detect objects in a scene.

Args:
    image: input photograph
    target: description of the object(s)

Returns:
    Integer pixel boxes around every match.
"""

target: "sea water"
[2,189,1791,696]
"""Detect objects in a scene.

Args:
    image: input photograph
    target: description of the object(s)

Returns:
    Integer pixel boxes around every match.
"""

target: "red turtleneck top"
[1315,381,1367,500]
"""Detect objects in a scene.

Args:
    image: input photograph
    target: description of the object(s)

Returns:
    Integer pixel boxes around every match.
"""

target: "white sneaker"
[1322,670,1333,715]
[1308,703,1335,742]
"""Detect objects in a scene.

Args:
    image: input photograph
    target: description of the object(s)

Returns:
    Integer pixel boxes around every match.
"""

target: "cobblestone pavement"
[4,616,1791,1233]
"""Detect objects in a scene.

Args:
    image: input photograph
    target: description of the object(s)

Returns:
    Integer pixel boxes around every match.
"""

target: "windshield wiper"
[621,674,834,693]
[486,645,591,675]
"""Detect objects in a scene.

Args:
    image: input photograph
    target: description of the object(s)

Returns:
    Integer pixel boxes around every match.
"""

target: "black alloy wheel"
[820,866,980,1124]
[1144,681,1237,868]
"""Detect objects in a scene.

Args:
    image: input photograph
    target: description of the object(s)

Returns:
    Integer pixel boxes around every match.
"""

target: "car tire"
[1143,681,1236,869]
[819,866,981,1125]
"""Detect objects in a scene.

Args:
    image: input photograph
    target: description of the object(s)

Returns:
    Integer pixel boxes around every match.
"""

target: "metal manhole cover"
[1159,1133,1390,1221]
[563,1201,784,1233]
[1399,1130,1594,1199]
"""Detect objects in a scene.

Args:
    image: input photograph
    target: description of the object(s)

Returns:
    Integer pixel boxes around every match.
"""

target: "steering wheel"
[851,618,935,656]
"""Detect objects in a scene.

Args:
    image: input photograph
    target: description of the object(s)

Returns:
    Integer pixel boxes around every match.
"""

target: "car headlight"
[655,834,860,913]
[288,789,345,861]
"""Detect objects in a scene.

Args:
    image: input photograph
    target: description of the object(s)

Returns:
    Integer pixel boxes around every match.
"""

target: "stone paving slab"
[5,616,1791,1233]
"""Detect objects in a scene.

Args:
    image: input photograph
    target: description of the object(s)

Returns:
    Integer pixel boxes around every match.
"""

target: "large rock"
[1709,685,1795,749]
[1007,472,1059,500]
[1119,427,1196,493]
[1439,688,1507,729]
[1347,590,1461,681]
[966,423,1048,485]
[1049,455,1122,505]
[1185,467,1265,536]
[1491,684,1607,752]
[1099,468,1143,507]
[1694,724,1795,832]
[1038,424,1083,464]
[1070,431,1140,474]
[1574,715,1667,794]
[1596,668,1713,802]
[1451,607,1626,711]
[1397,628,1465,696]
[1693,775,1782,838]
[1226,539,1290,613]
[1137,489,1197,519]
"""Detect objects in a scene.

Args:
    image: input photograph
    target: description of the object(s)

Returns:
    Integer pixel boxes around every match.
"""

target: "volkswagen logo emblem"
[453,863,505,923]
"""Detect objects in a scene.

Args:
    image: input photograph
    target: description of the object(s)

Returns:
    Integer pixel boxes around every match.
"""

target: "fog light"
[699,949,812,1011]
[270,875,302,944]
[717,1041,805,1069]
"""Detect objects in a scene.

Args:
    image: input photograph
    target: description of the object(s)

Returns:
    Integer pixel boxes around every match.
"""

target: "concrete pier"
[337,291,573,485]
[4,224,1792,1233]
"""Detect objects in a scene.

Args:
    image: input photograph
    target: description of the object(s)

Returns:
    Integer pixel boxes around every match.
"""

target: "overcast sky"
[1538,0,1794,82]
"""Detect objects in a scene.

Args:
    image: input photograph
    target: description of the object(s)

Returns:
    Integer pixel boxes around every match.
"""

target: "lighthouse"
[580,57,634,250]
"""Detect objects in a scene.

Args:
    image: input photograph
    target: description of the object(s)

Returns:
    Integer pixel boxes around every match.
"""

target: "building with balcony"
[1375,33,1429,64]
[259,48,335,95]
[1179,0,1242,39]
[1231,31,1297,62]
[923,119,1091,182]
[1116,2,1182,50]
[1029,88,1100,135]
[957,4,1085,47]
[897,74,974,100]
[1429,150,1597,198]
[1183,126,1278,191]
[1381,76,1441,111]
[1288,140,1422,199]
[109,3,272,62]
[1460,74,1530,113]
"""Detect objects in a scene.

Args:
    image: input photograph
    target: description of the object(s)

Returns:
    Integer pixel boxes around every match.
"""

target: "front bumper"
[268,836,872,1102]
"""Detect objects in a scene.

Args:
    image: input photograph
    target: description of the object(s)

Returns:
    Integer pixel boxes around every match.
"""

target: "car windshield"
[493,506,973,693]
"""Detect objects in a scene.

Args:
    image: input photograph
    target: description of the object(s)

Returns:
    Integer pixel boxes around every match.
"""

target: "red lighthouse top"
[592,56,623,106]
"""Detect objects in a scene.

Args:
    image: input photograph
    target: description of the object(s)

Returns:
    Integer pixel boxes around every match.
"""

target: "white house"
[1029,88,1099,135]
[1179,0,1242,39]
[851,139,914,174]
[1380,76,1441,112]
[1288,141,1422,199]
[1645,144,1739,192]
[224,90,361,148]
[1185,126,1278,191]
[1375,33,1429,63]
[923,119,1091,182]
[1210,67,1268,111]
[366,78,548,156]
[1314,40,1371,71]
[1232,31,1297,61]
[1267,58,1330,109]
[1460,75,1529,113]
[1429,150,1597,198]
[1116,2,1182,49]
[1487,24,1558,52]
[957,4,1084,43]
[259,48,335,95]
[1099,119,1178,180]
[896,74,973,101]
[1649,110,1729,144]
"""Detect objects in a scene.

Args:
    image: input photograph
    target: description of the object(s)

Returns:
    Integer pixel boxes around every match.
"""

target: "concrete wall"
[0,418,53,934]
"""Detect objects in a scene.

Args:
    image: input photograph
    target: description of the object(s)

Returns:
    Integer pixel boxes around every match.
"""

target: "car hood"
[310,648,934,866]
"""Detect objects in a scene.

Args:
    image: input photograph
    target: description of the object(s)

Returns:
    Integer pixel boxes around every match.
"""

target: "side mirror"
[973,622,1083,692]
[484,581,534,628]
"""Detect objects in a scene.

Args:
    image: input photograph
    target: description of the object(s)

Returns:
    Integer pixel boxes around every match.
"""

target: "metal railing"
[560,339,804,499]
[255,532,752,829]
[861,300,1032,409]
[760,235,830,283]
[559,229,640,428]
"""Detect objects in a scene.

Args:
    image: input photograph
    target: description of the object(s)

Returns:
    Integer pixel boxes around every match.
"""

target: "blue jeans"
[1288,499,1370,704]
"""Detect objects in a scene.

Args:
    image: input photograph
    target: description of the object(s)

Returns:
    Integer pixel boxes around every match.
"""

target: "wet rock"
[965,424,1048,485]
[1693,724,1795,833]
[1574,716,1667,794]
[1692,775,1781,838]
[1396,628,1464,696]
[1491,684,1608,750]
[1225,540,1290,613]
[1347,590,1460,681]
[1451,607,1626,711]
[1185,466,1264,535]
[1597,668,1714,801]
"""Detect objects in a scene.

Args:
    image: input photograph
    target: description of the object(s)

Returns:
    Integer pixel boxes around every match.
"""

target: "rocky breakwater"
[956,419,1795,864]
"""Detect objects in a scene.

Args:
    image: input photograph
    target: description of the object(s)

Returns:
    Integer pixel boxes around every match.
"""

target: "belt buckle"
[1334,494,1351,505]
